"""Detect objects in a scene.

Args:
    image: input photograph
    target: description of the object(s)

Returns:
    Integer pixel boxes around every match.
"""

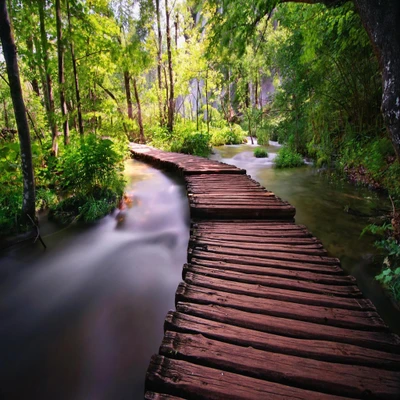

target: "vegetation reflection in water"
[0,160,189,400]
[211,143,400,333]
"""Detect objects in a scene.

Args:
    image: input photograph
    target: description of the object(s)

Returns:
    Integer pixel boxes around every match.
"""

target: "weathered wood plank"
[176,302,400,352]
[176,283,385,330]
[192,244,339,265]
[165,312,400,369]
[183,265,362,297]
[189,259,357,285]
[190,237,327,255]
[191,233,322,246]
[161,331,400,399]
[184,273,372,309]
[146,355,352,400]
[191,250,343,274]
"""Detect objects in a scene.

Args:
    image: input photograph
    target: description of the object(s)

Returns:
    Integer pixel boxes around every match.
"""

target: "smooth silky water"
[211,141,400,333]
[0,160,190,400]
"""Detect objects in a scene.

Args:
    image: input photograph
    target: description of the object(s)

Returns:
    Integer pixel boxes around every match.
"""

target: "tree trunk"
[67,0,83,135]
[26,36,40,96]
[0,0,36,224]
[155,0,164,126]
[165,0,175,132]
[133,77,145,144]
[353,0,400,159]
[124,70,133,120]
[56,0,69,145]
[205,68,210,133]
[3,98,9,128]
[38,0,58,155]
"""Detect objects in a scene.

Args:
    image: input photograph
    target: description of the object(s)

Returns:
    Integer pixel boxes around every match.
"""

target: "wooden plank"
[192,245,339,265]
[183,265,362,298]
[190,237,327,255]
[191,250,344,274]
[161,331,400,399]
[189,259,357,286]
[176,302,400,352]
[176,283,386,330]
[184,273,371,310]
[191,233,322,245]
[146,355,352,400]
[165,311,400,370]
[192,229,312,238]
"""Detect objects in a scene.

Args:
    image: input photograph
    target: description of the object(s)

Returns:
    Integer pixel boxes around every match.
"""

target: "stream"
[211,140,400,333]
[0,143,399,400]
[0,160,189,400]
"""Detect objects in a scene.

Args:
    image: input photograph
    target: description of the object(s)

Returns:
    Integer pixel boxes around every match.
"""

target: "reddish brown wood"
[176,283,385,330]
[184,272,372,310]
[176,302,400,352]
[146,356,352,400]
[145,392,186,400]
[165,312,400,369]
[189,259,357,285]
[183,265,362,297]
[131,144,400,399]
[160,331,400,399]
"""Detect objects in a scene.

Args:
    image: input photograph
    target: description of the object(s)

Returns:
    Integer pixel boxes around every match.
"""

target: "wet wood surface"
[130,144,400,399]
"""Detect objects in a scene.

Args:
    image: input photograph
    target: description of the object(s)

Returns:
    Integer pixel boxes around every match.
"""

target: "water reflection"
[211,143,400,333]
[0,160,190,400]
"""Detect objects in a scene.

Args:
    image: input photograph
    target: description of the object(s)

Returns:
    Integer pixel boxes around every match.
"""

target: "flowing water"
[0,160,190,400]
[211,140,400,333]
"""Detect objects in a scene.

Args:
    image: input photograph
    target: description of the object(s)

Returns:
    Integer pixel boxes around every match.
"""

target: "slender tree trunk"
[26,36,40,96]
[38,0,58,154]
[124,70,133,120]
[165,0,175,132]
[56,0,69,145]
[155,0,164,126]
[255,73,259,108]
[205,68,210,133]
[174,13,178,47]
[3,98,9,128]
[133,77,145,144]
[196,79,200,131]
[67,0,83,135]
[0,0,36,224]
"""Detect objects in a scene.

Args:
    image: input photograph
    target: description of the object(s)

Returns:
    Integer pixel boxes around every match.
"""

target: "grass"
[254,147,268,158]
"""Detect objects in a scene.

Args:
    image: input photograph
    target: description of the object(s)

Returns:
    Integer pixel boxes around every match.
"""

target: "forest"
[1,0,400,302]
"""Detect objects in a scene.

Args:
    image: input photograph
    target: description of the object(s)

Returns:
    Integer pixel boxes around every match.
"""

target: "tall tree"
[56,0,69,145]
[38,0,58,154]
[0,0,36,224]
[165,0,175,132]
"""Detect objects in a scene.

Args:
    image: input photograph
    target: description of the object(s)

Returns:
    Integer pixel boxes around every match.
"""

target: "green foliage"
[58,134,125,196]
[363,223,400,302]
[275,146,304,168]
[254,147,268,158]
[210,124,246,146]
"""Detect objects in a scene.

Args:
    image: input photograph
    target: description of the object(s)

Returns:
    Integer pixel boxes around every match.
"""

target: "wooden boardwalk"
[130,144,400,400]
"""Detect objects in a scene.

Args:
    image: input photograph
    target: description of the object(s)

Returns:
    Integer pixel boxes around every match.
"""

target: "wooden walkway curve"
[130,144,400,400]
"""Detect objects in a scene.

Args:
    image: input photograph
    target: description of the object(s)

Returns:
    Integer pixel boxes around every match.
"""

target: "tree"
[206,0,400,160]
[0,0,36,224]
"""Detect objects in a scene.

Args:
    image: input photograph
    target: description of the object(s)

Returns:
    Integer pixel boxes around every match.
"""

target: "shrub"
[254,148,268,158]
[210,125,246,146]
[275,146,304,168]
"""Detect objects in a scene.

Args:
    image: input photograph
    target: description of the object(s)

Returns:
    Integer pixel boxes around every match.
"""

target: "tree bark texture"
[0,0,36,223]
[165,0,175,132]
[124,70,133,120]
[56,0,69,145]
[155,0,164,126]
[38,0,58,154]
[133,77,145,144]
[67,0,83,135]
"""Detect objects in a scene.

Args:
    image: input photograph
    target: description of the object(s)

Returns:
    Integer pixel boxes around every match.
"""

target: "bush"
[210,124,246,146]
[254,148,268,158]
[275,146,304,168]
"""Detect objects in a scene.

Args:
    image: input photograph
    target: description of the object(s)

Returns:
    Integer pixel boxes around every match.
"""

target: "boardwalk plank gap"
[130,144,400,400]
